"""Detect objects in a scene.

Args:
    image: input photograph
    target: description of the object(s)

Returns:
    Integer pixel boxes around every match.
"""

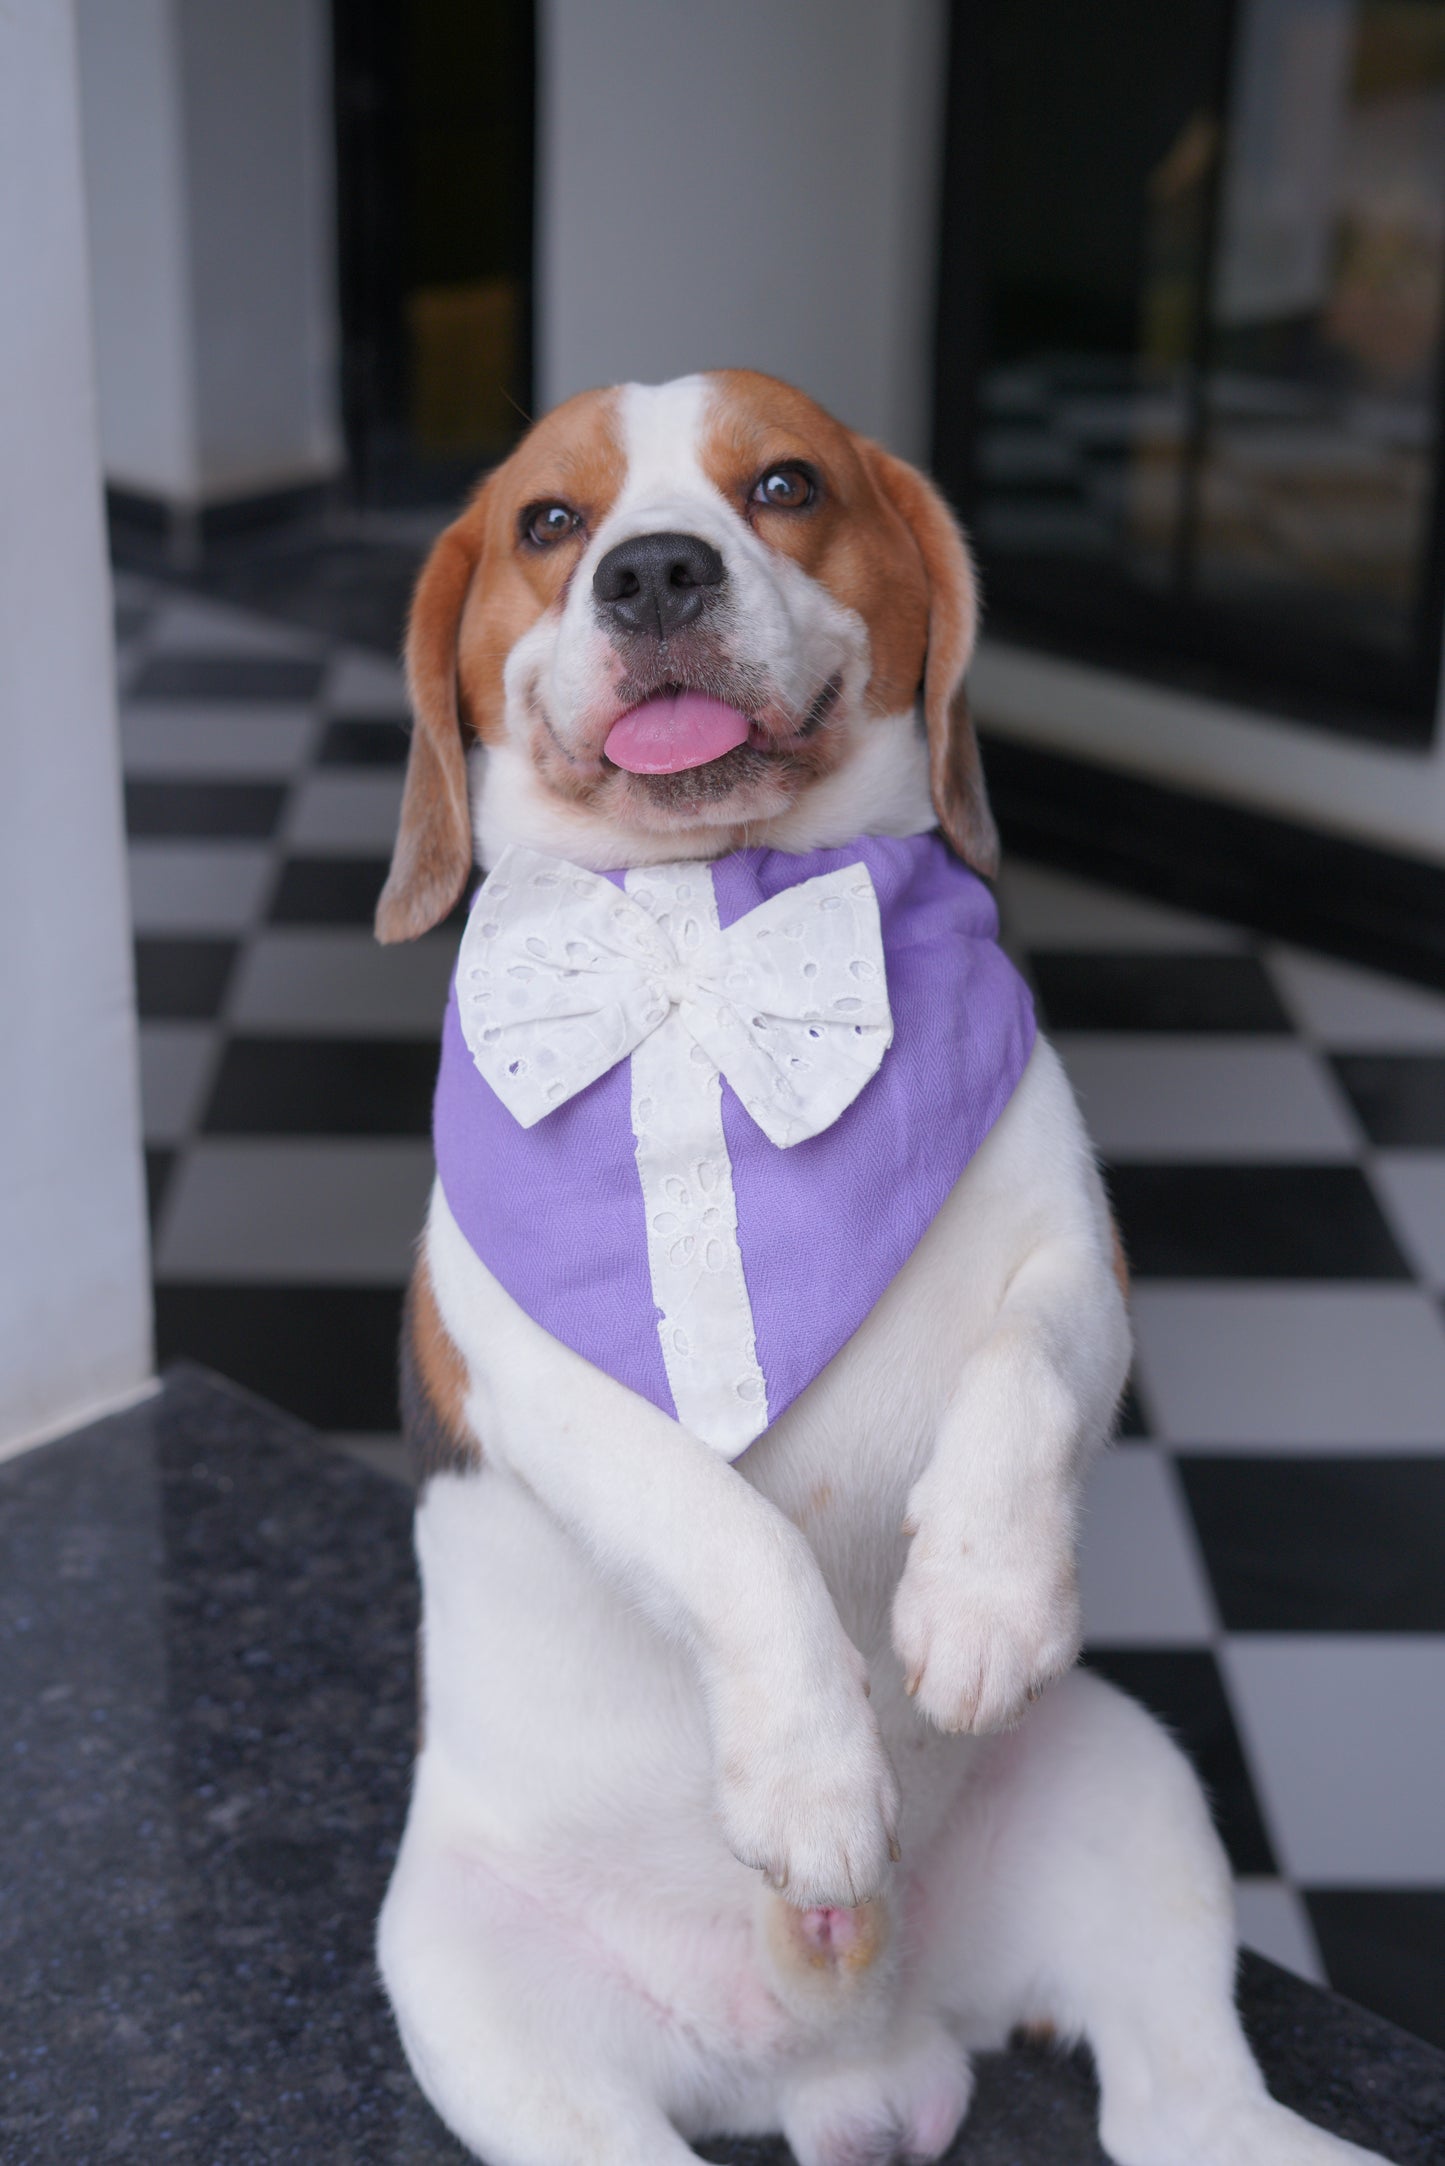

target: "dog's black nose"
[592,532,726,638]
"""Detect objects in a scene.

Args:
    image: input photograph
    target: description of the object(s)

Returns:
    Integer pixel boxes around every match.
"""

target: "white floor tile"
[323,648,408,714]
[121,703,316,778]
[136,1023,218,1144]
[1053,1038,1358,1159]
[127,842,275,934]
[1224,1637,1445,1883]
[1131,1285,1445,1448]
[1079,1449,1216,1643]
[997,860,1246,953]
[228,929,456,1036]
[155,1138,433,1284]
[284,771,405,853]
[1233,1877,1326,1984]
[1268,948,1445,1050]
[1370,1154,1445,1289]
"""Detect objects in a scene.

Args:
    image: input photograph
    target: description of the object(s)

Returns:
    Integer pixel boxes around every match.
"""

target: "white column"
[74,0,342,511]
[537,0,947,458]
[0,0,153,1452]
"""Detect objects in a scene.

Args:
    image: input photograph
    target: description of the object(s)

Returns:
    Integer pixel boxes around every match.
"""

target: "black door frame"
[331,0,536,509]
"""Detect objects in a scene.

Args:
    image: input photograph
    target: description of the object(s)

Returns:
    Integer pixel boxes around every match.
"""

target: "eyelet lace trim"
[625,863,769,1454]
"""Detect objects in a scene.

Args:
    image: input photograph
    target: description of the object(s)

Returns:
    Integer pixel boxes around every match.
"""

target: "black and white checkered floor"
[114,565,1445,2052]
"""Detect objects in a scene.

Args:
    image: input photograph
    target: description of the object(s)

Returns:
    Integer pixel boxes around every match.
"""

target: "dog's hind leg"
[776,2007,974,2166]
[378,1801,707,2166]
[912,1669,1393,2166]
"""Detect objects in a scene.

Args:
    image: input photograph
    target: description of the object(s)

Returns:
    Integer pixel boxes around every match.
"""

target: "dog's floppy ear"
[375,488,490,944]
[864,446,998,879]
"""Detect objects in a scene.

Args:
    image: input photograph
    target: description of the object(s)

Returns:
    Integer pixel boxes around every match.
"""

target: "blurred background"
[4,0,1444,2062]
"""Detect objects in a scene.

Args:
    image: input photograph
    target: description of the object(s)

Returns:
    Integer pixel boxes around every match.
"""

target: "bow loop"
[457,845,893,1144]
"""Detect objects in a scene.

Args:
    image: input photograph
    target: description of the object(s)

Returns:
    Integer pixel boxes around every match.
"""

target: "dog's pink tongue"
[604,692,751,775]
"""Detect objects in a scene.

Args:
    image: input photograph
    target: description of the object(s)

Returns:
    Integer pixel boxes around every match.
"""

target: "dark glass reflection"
[945,0,1445,736]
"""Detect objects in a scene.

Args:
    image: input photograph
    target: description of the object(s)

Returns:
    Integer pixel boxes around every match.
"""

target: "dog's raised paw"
[715,1651,900,1909]
[891,1526,1080,1735]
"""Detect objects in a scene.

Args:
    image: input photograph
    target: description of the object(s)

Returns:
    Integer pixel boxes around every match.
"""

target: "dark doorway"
[937,0,1445,742]
[333,0,536,508]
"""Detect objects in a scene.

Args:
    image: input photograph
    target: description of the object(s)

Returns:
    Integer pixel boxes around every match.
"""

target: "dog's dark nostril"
[593,532,726,637]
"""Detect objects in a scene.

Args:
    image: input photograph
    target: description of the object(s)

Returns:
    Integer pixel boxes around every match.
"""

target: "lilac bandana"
[434,833,1035,1457]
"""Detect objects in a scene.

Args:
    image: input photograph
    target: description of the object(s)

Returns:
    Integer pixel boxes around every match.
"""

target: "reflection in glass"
[1196,0,1445,652]
[957,0,1445,731]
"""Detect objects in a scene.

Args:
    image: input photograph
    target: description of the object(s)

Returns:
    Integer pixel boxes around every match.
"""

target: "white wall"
[75,0,197,501]
[176,0,341,496]
[972,637,1445,867]
[75,0,341,508]
[0,0,153,1452]
[538,0,947,458]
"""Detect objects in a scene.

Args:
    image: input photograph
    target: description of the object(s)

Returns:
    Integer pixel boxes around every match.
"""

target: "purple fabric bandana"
[434,832,1035,1458]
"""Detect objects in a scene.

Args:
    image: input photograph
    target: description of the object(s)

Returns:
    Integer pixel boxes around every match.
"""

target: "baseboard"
[981,733,1445,992]
[0,1375,161,1466]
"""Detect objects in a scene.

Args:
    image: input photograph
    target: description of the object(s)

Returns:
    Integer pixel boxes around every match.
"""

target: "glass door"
[937,0,1445,740]
[332,0,535,507]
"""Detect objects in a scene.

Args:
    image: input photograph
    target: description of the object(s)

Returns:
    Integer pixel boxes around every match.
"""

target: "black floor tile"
[1178,1457,1445,1632]
[1029,952,1291,1033]
[202,1036,436,1134]
[1305,1889,1445,2052]
[128,652,325,702]
[318,717,410,767]
[1082,1646,1277,1875]
[144,1148,174,1231]
[153,1284,404,1431]
[124,778,287,839]
[268,855,469,929]
[1331,1055,1445,1148]
[153,533,423,654]
[269,855,389,925]
[1107,1164,1412,1279]
[133,938,237,1021]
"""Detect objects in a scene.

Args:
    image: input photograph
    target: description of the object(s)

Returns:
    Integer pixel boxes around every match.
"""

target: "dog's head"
[376,370,995,942]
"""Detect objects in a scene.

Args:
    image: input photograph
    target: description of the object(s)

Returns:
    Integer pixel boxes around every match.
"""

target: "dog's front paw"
[715,1641,900,1910]
[891,1510,1080,1735]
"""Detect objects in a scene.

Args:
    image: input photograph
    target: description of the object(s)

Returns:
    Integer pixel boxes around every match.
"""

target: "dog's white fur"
[378,378,1392,2166]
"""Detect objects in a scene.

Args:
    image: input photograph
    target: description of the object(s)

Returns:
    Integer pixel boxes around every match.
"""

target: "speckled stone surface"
[2,1367,1441,2163]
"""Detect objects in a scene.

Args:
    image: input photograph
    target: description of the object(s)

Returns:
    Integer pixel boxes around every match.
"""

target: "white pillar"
[0,0,153,1452]
[537,0,947,458]
[74,0,342,514]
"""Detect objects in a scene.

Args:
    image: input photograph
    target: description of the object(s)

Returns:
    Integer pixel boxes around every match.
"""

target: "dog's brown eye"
[524,502,581,548]
[752,465,815,511]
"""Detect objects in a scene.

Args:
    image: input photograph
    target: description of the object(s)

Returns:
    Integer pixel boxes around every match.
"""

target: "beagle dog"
[374,372,1389,2166]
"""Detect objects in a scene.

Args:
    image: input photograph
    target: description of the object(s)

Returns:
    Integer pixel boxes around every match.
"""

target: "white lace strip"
[624,863,769,1456]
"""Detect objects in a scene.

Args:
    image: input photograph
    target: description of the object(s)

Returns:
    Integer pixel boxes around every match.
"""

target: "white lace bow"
[457,845,894,1148]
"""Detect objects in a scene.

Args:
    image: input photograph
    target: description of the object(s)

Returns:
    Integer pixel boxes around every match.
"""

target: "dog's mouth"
[601,677,840,784]
[603,690,753,776]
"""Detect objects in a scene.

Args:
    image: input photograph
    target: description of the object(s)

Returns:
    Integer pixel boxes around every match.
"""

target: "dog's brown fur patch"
[377,387,627,941]
[698,371,995,874]
[401,1255,478,1487]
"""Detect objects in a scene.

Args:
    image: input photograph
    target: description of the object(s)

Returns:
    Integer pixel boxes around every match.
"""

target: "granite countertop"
[2,1366,1441,2164]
